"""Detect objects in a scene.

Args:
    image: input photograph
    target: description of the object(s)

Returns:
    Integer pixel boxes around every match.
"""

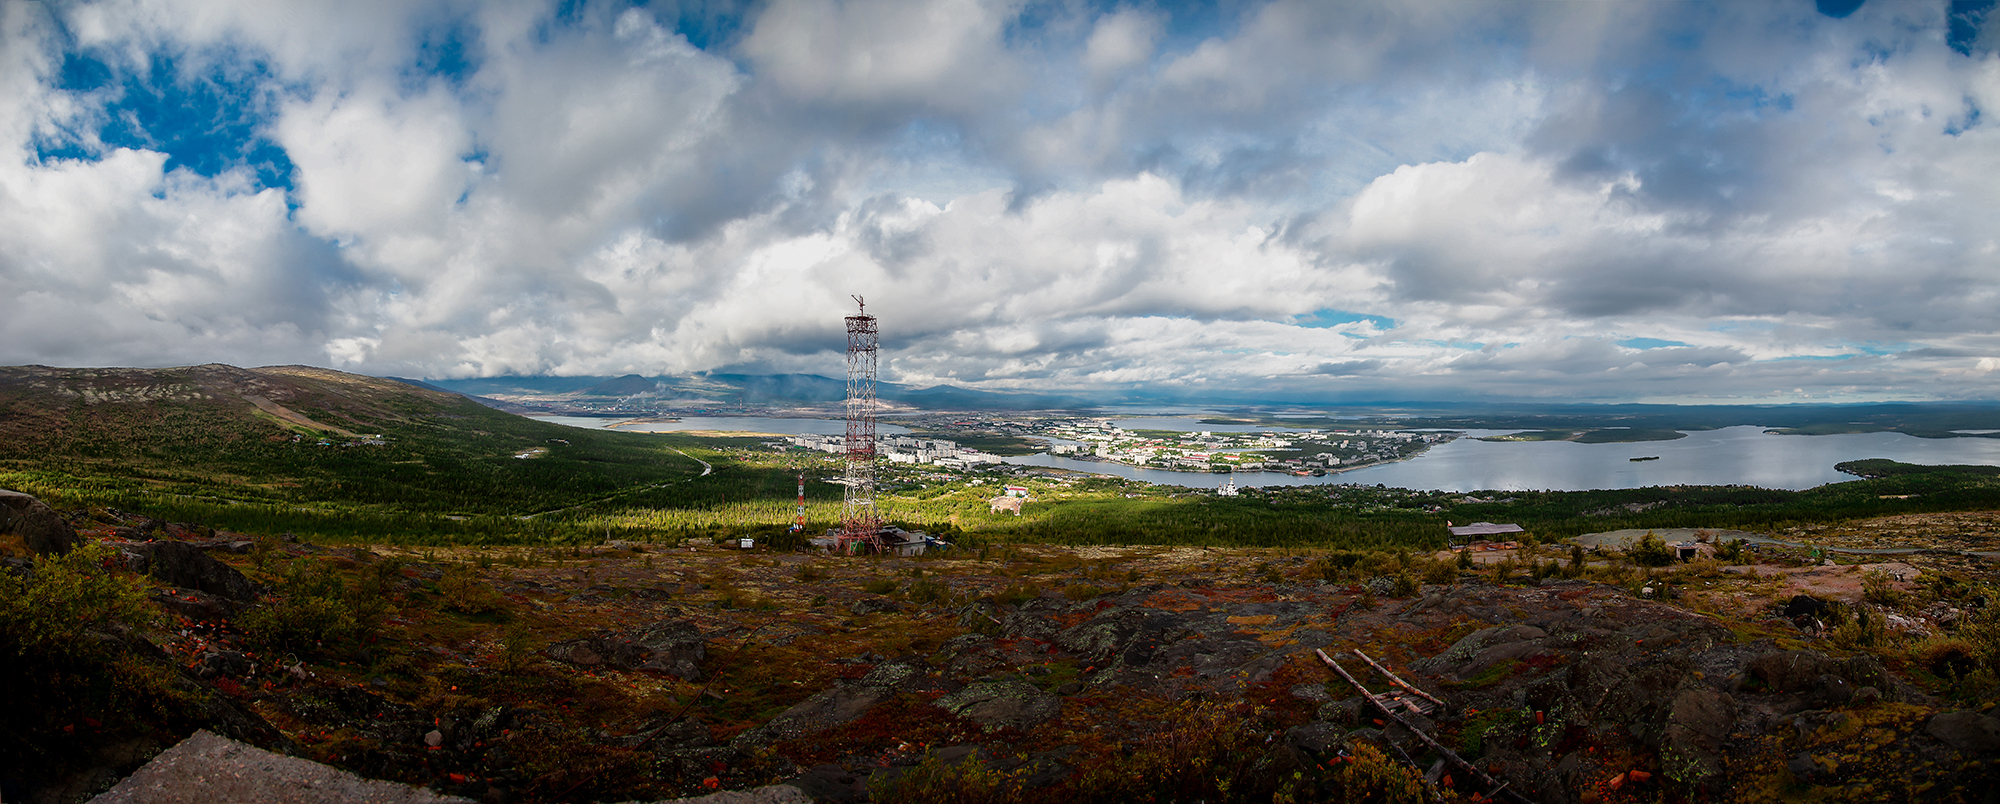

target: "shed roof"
[1447,522,1526,537]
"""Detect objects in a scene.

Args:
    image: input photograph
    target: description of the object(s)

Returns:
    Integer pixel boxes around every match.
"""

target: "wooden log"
[1353,648,1447,707]
[1316,649,1532,804]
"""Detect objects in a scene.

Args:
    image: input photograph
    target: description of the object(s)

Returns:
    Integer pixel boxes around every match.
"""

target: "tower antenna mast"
[837,296,882,551]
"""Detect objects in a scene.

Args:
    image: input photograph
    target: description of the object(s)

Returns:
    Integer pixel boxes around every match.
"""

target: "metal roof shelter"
[1447,522,1526,538]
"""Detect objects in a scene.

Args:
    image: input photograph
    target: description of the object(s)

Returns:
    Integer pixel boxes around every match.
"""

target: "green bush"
[1629,531,1676,567]
[862,578,900,595]
[0,543,156,655]
[439,565,504,614]
[240,558,384,656]
[0,544,190,786]
[1862,572,1903,606]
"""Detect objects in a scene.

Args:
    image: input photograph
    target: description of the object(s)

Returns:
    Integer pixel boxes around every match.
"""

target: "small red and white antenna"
[790,471,806,533]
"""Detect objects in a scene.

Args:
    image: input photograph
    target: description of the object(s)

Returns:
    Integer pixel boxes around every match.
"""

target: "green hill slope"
[0,364,721,541]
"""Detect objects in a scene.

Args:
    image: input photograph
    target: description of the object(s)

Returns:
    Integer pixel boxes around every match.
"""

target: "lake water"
[1006,426,2000,492]
[529,415,911,436]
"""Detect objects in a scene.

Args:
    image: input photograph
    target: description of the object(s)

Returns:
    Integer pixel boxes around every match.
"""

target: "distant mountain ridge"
[416,372,1089,410]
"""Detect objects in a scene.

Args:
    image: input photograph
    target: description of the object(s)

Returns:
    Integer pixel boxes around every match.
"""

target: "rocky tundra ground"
[4,497,1999,803]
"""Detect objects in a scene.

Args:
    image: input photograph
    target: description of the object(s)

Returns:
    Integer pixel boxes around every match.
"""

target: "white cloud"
[2,0,1998,403]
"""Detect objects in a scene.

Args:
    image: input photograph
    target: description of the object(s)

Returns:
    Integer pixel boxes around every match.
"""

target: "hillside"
[0,364,727,540]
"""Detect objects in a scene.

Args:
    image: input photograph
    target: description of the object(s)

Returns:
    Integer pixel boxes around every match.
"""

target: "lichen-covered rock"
[545,619,706,679]
[935,676,1060,732]
[730,663,924,749]
[1660,688,1735,787]
[731,683,893,749]
[0,488,81,556]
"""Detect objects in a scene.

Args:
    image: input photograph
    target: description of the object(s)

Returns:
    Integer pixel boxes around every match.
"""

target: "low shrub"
[1063,582,1109,601]
[240,557,386,656]
[439,564,505,614]
[909,578,950,604]
[991,582,1041,606]
[870,751,1024,804]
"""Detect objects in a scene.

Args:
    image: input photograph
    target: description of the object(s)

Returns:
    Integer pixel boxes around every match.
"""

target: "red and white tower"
[837,296,882,550]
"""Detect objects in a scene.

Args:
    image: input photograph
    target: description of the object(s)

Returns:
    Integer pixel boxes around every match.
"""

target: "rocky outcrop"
[0,488,81,556]
[731,663,922,749]
[118,541,263,602]
[1926,710,2000,755]
[544,619,707,680]
[935,676,1061,732]
[88,730,473,804]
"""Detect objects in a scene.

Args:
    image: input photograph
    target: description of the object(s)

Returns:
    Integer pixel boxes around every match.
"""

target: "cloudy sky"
[2,0,1996,403]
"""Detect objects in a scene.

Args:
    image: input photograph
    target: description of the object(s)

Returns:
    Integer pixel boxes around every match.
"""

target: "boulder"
[0,488,82,556]
[934,676,1061,732]
[1660,688,1735,787]
[1783,594,1832,625]
[87,730,472,804]
[544,620,707,680]
[1926,710,2000,755]
[1742,650,1893,708]
[121,541,262,602]
[192,649,255,680]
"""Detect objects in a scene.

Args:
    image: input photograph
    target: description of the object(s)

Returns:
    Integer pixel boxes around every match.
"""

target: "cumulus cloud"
[0,0,1996,402]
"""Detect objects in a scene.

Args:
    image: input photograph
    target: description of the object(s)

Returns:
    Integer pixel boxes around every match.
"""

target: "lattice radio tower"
[838,296,882,550]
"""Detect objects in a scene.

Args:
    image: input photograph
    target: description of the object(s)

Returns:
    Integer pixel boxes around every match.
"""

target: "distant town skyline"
[2,0,1996,403]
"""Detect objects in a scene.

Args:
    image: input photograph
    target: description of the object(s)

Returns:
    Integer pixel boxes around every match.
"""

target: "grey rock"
[732,683,894,748]
[89,730,472,804]
[1284,721,1345,755]
[545,619,706,680]
[935,676,1061,732]
[1927,710,2000,755]
[849,597,904,616]
[1317,697,1366,726]
[1787,751,1819,782]
[192,649,253,680]
[1660,688,1735,787]
[860,662,917,687]
[121,541,262,602]
[0,488,82,556]
[625,782,812,804]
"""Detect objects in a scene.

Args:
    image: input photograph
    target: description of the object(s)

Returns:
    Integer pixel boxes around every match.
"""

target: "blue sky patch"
[1951,0,1995,55]
[1619,337,1692,349]
[1293,308,1394,332]
[409,18,482,88]
[41,48,294,191]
